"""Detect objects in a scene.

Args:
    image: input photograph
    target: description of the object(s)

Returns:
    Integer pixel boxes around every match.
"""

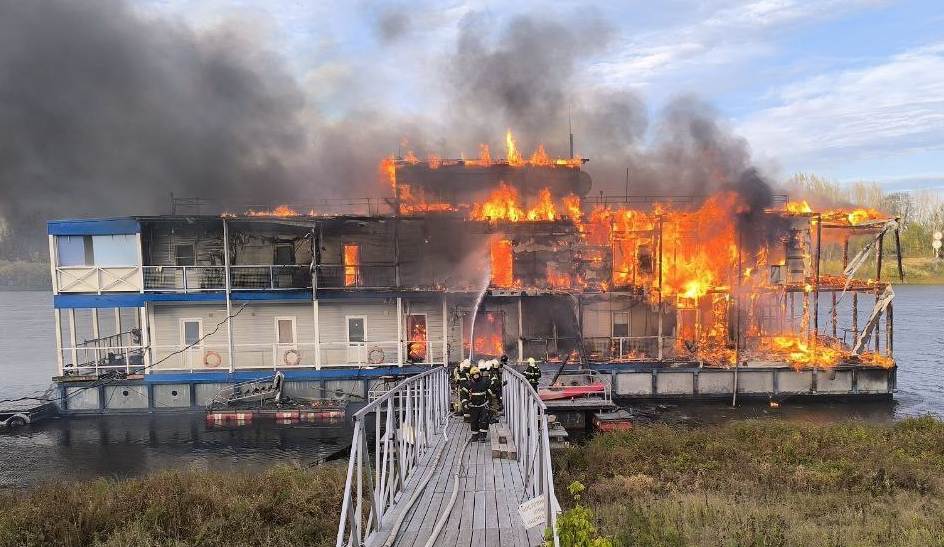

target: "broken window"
[343,244,360,286]
[613,312,629,338]
[274,242,295,265]
[406,314,428,362]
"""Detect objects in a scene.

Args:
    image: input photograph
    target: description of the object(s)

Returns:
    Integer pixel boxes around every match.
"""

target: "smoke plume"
[0,2,778,259]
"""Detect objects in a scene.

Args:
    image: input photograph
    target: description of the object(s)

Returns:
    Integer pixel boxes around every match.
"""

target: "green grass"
[554,417,944,546]
[0,464,346,547]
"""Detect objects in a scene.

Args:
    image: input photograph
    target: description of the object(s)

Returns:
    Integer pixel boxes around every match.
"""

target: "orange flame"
[490,239,514,287]
[343,244,359,287]
[506,130,523,166]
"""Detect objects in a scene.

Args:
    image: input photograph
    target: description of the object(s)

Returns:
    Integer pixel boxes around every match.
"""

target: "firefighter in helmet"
[490,356,507,414]
[455,359,471,416]
[466,365,491,441]
[524,357,541,392]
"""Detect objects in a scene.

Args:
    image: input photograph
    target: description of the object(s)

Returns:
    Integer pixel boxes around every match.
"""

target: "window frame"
[274,316,298,346]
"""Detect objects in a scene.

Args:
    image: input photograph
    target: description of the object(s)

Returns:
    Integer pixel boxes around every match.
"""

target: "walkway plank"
[364,416,546,547]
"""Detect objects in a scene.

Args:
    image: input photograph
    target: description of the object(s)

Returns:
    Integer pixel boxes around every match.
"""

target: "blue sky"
[140,0,944,190]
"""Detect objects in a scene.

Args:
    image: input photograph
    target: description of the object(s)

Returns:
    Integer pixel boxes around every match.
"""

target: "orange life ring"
[283,349,302,366]
[204,350,223,368]
[368,347,385,364]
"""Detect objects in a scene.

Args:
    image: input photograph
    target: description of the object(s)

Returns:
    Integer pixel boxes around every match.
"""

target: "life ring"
[204,350,223,368]
[283,349,302,366]
[368,347,385,364]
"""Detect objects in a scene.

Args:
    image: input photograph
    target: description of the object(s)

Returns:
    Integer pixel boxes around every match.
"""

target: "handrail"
[336,366,450,547]
[503,366,561,547]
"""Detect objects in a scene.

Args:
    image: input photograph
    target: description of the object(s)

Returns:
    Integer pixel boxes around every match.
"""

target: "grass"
[0,464,346,547]
[554,417,944,547]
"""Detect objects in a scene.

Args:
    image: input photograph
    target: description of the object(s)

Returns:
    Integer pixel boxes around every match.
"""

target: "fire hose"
[423,434,474,547]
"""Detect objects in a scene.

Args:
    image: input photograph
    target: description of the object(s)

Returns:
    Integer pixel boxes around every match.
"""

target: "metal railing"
[503,366,561,547]
[583,336,676,361]
[336,367,450,547]
[62,345,146,375]
[142,265,312,292]
[316,264,397,289]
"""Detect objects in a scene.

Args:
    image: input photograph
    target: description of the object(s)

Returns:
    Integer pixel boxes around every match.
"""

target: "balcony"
[56,266,143,293]
[316,264,397,289]
[142,265,312,292]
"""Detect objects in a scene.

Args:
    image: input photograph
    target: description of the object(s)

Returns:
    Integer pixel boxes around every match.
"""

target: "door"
[406,314,429,363]
[180,319,203,368]
[346,316,367,363]
[275,317,297,366]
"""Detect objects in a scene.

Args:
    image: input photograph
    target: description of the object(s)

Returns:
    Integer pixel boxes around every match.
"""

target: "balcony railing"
[142,265,311,292]
[316,264,397,289]
[56,266,142,293]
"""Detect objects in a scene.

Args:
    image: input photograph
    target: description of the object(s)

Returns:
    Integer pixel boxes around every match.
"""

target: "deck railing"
[336,367,450,547]
[316,264,397,289]
[503,366,561,547]
[142,265,312,292]
[56,266,142,293]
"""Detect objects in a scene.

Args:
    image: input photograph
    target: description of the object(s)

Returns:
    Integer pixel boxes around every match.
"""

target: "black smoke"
[0,0,309,258]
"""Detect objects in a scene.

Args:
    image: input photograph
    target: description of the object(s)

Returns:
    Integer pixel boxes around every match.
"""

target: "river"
[0,287,942,486]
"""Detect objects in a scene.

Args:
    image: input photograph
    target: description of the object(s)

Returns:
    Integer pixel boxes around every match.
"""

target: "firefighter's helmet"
[470,366,481,376]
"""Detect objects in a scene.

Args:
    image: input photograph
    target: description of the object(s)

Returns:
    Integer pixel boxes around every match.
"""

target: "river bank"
[554,416,944,546]
[0,464,346,547]
[3,418,943,546]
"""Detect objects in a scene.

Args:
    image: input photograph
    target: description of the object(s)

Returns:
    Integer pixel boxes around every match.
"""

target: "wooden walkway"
[365,417,545,547]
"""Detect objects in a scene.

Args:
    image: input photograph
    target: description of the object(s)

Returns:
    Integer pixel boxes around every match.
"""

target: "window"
[58,234,139,267]
[175,244,195,266]
[613,312,629,338]
[181,319,203,346]
[276,317,296,345]
[58,236,94,266]
[347,317,365,343]
[343,244,360,286]
[274,243,295,265]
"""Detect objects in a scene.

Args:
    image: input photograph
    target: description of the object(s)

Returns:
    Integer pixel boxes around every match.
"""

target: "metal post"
[91,308,101,366]
[53,309,64,375]
[517,295,525,363]
[223,219,236,372]
[442,293,448,365]
[313,300,322,369]
[875,233,884,353]
[657,216,664,360]
[68,308,78,372]
[141,304,152,373]
[396,297,404,366]
[813,214,822,337]
[886,303,893,356]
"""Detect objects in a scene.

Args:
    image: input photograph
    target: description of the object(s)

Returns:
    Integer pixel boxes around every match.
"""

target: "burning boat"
[45,133,898,413]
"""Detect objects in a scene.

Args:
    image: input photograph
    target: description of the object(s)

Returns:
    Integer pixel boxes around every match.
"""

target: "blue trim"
[54,290,313,308]
[49,218,140,236]
[315,289,443,300]
[55,293,144,308]
[140,366,428,384]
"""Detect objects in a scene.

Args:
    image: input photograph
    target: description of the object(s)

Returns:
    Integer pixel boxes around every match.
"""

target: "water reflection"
[0,413,350,487]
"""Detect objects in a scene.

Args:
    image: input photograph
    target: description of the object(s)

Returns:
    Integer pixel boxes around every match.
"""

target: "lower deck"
[51,362,895,414]
[366,417,544,547]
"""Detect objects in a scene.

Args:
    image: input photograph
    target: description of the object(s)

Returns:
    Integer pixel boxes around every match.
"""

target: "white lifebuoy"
[283,349,302,366]
[204,350,223,368]
[368,347,385,364]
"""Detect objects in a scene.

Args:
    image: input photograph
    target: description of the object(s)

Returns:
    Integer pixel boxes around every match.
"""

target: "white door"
[180,319,203,368]
[346,316,367,364]
[275,316,298,366]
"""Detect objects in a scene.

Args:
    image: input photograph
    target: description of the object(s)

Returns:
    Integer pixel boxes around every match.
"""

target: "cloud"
[738,42,944,168]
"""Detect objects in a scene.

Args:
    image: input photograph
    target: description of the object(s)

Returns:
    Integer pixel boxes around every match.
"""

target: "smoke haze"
[0,1,777,258]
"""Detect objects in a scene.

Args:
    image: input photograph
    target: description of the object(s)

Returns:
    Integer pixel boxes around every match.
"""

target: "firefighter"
[490,356,506,414]
[466,366,490,441]
[524,357,541,392]
[455,359,471,416]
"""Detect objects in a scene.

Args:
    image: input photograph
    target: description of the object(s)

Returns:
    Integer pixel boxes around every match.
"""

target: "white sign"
[518,495,547,529]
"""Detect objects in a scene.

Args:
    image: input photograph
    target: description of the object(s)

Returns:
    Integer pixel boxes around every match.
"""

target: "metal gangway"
[337,366,560,547]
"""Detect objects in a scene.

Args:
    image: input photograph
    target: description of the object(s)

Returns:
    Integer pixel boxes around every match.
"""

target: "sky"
[138,0,944,191]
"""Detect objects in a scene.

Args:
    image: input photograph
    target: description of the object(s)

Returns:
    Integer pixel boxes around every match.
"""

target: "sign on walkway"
[518,495,547,529]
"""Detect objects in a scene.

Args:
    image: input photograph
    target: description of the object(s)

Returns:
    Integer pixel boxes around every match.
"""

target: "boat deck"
[365,417,545,547]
